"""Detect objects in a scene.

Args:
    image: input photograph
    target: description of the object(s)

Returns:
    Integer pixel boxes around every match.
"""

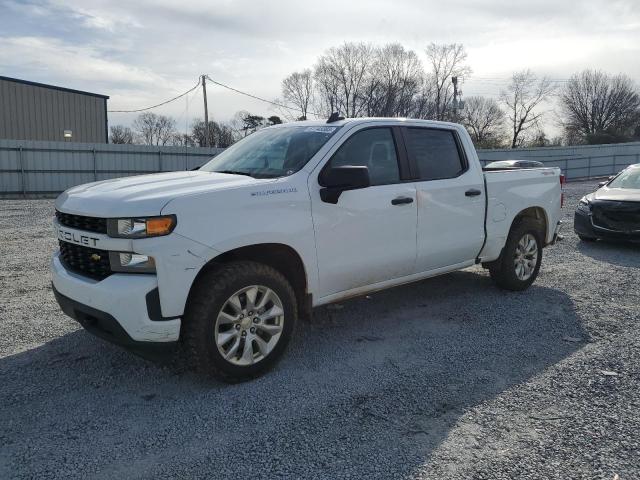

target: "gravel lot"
[1,180,639,479]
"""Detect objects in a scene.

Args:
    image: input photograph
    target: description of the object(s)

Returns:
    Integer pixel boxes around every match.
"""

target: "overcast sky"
[1,0,639,133]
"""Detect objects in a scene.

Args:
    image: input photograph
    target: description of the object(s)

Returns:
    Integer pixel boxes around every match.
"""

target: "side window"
[405,128,466,181]
[325,128,400,185]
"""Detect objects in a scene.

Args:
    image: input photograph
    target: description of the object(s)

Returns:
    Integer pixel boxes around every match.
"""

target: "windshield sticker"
[251,187,298,197]
[304,126,337,134]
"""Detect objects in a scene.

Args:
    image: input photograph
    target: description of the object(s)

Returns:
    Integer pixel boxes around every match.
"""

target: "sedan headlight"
[577,197,592,214]
[107,215,176,238]
[109,252,156,273]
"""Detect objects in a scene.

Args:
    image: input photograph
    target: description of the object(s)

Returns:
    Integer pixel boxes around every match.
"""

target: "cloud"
[1,0,638,127]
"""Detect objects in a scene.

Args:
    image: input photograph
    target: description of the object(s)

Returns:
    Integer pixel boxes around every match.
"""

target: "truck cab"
[52,118,562,381]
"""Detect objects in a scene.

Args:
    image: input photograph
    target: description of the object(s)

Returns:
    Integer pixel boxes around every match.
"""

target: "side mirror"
[319,165,370,204]
[598,181,607,187]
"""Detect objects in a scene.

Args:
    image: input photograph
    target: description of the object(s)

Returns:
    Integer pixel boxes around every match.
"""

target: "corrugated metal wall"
[0,77,108,143]
[477,142,640,180]
[0,139,223,197]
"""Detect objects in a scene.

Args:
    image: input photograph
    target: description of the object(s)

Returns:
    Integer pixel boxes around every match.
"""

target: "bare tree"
[228,111,269,137]
[313,42,377,117]
[409,74,438,119]
[560,70,640,144]
[191,120,236,148]
[132,112,177,146]
[109,125,134,144]
[460,96,505,148]
[500,70,555,148]
[281,70,314,120]
[425,43,471,121]
[172,133,196,147]
[365,43,424,117]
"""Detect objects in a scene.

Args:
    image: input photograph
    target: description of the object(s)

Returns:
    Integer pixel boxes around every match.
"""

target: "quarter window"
[325,128,400,186]
[405,128,465,181]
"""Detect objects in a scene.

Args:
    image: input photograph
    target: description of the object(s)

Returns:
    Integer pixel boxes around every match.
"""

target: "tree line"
[109,111,284,147]
[111,42,640,150]
[278,42,640,148]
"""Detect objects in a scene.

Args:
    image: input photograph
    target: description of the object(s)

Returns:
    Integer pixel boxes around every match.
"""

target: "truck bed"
[479,167,562,261]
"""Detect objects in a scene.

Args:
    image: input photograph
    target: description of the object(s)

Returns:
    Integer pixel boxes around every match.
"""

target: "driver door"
[310,126,417,298]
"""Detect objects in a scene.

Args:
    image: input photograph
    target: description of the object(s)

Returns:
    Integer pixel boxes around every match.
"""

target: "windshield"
[608,167,640,189]
[200,125,341,178]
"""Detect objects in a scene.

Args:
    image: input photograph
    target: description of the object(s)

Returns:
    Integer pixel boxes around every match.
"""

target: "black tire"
[489,218,544,291]
[182,261,297,382]
[578,234,597,242]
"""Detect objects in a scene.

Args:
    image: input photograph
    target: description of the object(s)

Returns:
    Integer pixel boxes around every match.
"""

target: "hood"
[55,171,269,217]
[590,186,640,202]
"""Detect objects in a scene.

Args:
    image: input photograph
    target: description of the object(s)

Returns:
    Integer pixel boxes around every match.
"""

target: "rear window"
[405,128,465,181]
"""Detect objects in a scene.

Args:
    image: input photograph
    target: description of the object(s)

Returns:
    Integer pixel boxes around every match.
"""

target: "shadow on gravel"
[576,239,640,267]
[0,270,588,479]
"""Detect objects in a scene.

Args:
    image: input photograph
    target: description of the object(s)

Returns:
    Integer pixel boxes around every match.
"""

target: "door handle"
[465,189,482,197]
[391,196,414,205]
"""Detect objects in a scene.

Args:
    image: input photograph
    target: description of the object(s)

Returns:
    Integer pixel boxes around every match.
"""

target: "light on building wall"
[63,130,73,139]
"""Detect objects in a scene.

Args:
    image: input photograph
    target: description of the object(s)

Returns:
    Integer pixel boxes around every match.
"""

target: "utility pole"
[202,74,210,147]
[452,76,459,122]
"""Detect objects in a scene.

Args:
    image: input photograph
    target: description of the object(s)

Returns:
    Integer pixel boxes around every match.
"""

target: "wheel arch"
[188,243,312,319]
[511,206,549,243]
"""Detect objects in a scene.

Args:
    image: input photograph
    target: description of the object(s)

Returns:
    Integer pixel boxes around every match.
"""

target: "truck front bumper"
[51,252,180,356]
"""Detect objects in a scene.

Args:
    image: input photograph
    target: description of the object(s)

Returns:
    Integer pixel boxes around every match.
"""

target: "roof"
[271,117,461,129]
[0,75,109,99]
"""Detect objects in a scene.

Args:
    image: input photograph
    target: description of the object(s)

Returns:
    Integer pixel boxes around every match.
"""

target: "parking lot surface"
[1,180,639,479]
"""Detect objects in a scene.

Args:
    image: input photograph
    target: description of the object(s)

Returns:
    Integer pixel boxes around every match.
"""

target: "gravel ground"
[1,180,639,479]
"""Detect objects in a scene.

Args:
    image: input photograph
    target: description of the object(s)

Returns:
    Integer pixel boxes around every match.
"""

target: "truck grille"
[592,202,640,232]
[59,241,112,280]
[56,211,108,235]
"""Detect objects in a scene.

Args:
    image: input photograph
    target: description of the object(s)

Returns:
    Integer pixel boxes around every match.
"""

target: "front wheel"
[489,219,543,291]
[183,261,297,382]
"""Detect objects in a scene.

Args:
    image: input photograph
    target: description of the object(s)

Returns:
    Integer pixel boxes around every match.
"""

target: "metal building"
[0,76,109,143]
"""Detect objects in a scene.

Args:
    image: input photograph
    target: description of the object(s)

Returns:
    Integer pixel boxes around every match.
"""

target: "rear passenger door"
[402,127,485,272]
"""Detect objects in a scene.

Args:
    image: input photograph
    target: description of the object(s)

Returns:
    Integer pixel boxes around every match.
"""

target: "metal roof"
[0,75,109,99]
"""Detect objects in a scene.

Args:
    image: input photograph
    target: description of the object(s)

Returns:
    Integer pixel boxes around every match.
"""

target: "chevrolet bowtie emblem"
[90,253,101,262]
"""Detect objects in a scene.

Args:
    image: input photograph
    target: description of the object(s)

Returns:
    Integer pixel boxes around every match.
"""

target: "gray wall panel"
[3,139,638,197]
[0,77,108,143]
[0,139,223,196]
[477,142,640,180]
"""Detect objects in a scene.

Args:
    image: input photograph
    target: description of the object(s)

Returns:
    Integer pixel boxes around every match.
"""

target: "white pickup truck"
[52,118,562,381]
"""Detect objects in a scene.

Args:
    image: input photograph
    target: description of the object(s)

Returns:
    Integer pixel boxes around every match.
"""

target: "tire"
[182,261,297,382]
[578,234,597,242]
[489,218,544,291]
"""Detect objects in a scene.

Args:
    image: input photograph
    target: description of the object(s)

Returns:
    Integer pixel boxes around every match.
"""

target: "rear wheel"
[183,261,297,382]
[489,219,543,291]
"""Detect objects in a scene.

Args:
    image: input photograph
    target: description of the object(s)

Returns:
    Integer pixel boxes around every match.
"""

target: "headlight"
[107,215,176,238]
[577,198,591,214]
[109,252,156,273]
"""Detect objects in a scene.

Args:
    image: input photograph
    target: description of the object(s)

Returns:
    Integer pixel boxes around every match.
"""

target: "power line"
[205,74,320,118]
[107,79,201,113]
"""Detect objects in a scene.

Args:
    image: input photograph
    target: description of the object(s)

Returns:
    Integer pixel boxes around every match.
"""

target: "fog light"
[109,252,156,273]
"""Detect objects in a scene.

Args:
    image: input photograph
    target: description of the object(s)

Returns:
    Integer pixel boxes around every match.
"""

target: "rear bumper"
[51,251,181,348]
[548,221,563,245]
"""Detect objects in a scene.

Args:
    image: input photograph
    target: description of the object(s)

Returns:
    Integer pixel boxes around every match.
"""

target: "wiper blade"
[215,170,254,177]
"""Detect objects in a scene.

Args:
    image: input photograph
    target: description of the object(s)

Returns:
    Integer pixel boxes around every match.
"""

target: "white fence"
[1,139,639,198]
[477,142,640,181]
